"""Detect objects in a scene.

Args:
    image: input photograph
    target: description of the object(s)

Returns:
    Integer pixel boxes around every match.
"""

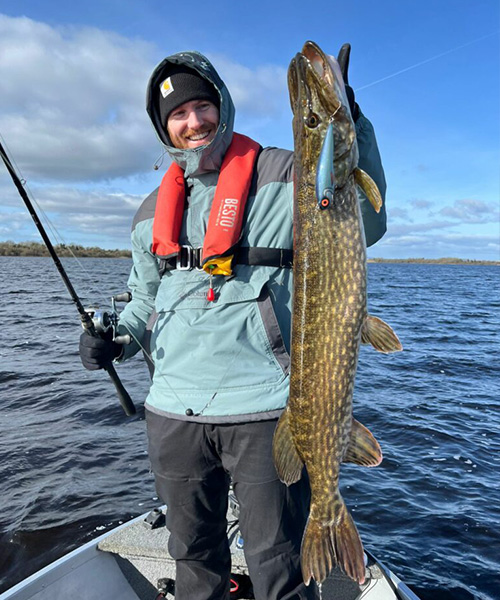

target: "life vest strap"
[236,247,293,269]
[151,133,261,275]
[158,246,293,276]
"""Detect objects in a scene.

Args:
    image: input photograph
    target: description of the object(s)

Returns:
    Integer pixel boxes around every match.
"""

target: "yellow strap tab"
[203,255,233,276]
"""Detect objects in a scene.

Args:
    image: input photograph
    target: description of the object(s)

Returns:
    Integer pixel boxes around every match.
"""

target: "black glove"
[79,329,122,371]
[337,43,360,122]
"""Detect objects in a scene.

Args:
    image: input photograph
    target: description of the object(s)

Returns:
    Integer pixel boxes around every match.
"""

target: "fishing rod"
[0,138,136,416]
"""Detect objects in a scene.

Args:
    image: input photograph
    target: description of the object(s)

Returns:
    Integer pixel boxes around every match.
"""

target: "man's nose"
[186,109,203,129]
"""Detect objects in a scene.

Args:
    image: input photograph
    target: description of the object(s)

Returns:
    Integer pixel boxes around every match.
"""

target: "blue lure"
[315,123,335,210]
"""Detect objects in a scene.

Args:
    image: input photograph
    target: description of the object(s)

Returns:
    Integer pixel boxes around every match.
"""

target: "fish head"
[289,41,358,199]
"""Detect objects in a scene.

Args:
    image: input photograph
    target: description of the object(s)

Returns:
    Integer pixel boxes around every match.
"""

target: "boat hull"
[0,508,420,600]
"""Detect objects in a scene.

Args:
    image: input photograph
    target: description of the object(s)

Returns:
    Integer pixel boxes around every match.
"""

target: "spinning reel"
[84,291,133,345]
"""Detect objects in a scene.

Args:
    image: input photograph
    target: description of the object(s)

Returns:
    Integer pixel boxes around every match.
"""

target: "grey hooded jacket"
[117,51,387,422]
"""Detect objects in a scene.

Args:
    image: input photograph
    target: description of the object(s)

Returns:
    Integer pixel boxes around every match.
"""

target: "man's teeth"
[188,132,210,141]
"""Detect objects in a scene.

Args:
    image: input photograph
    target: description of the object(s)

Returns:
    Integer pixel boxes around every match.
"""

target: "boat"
[0,502,420,600]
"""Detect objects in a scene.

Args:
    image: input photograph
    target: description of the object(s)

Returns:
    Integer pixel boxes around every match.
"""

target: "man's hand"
[337,43,360,122]
[79,330,122,371]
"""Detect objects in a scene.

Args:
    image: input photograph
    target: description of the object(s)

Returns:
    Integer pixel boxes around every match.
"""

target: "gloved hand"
[79,329,122,371]
[337,43,360,122]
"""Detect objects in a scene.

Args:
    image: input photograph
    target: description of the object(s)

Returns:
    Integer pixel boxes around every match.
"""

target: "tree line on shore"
[0,241,497,265]
[367,257,498,265]
[0,241,131,258]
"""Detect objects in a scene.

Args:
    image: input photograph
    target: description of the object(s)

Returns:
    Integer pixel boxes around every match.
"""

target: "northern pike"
[273,41,402,586]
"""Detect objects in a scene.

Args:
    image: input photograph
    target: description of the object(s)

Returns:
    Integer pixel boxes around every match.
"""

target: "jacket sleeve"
[355,110,387,247]
[115,210,160,362]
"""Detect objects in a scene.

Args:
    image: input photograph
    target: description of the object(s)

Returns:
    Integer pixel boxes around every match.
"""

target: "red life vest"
[151,133,261,276]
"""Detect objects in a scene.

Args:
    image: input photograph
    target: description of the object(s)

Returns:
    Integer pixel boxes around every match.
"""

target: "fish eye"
[305,113,321,128]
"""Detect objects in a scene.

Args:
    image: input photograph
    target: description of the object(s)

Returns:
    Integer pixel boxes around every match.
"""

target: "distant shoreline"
[0,241,131,259]
[0,241,498,265]
[367,257,499,266]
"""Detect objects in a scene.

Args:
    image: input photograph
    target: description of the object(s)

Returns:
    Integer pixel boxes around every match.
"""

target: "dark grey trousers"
[146,410,318,600]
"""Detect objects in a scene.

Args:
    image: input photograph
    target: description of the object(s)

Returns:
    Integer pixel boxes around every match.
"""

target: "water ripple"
[0,258,498,600]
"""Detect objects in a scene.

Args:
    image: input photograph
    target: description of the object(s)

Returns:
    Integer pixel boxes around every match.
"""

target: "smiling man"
[79,48,388,600]
[166,98,219,148]
[156,64,220,149]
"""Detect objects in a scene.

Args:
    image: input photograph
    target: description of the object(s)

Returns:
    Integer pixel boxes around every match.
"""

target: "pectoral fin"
[272,407,304,485]
[343,418,382,467]
[361,315,403,353]
[354,167,383,213]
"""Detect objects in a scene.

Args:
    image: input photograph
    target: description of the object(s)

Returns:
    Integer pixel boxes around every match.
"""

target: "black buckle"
[279,249,293,268]
[175,246,203,271]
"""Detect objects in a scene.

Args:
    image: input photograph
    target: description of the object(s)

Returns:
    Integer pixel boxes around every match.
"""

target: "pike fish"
[273,41,402,586]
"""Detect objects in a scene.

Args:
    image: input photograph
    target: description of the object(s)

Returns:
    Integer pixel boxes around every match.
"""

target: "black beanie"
[158,65,219,127]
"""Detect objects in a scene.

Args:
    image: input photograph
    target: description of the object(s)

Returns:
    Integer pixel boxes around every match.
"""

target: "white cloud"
[438,199,499,224]
[1,14,496,262]
[0,15,291,184]
[33,186,145,215]
[388,220,457,235]
[208,53,288,118]
[371,198,499,260]
[0,210,31,235]
[371,231,499,260]
[0,14,295,247]
[388,207,411,220]
[0,14,158,181]
[0,181,146,246]
[410,198,433,209]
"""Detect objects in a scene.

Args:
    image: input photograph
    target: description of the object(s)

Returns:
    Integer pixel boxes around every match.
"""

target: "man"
[79,48,387,600]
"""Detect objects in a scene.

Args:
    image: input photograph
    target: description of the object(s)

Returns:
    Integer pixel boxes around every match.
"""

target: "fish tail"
[301,501,366,586]
[301,516,335,586]
[331,501,366,584]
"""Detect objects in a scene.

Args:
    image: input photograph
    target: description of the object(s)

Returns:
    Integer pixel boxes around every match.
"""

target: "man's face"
[167,99,219,149]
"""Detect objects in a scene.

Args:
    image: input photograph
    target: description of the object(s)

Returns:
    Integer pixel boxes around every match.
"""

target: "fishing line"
[355,31,499,92]
[0,138,154,406]
[1,134,136,414]
[0,134,121,310]
[0,139,101,309]
[1,134,271,417]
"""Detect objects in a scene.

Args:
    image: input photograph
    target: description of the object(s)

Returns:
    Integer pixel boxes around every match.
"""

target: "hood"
[146,51,235,177]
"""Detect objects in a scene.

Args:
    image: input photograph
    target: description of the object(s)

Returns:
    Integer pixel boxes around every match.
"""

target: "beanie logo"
[160,77,174,98]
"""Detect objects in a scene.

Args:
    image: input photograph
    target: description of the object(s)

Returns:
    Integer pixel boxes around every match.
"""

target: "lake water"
[0,257,498,600]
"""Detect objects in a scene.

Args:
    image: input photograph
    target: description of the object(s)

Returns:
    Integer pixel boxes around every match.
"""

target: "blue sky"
[0,0,498,260]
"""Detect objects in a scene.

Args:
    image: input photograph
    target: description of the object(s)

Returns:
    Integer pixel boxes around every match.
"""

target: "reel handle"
[113,292,132,303]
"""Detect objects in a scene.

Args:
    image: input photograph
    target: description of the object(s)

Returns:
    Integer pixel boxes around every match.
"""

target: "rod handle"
[104,362,136,416]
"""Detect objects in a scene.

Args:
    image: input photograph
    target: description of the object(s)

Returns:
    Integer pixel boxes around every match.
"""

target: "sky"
[0,0,498,260]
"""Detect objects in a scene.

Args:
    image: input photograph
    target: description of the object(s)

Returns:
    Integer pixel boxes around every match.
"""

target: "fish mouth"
[301,41,336,88]
[288,40,358,190]
[288,41,343,123]
[302,41,350,109]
